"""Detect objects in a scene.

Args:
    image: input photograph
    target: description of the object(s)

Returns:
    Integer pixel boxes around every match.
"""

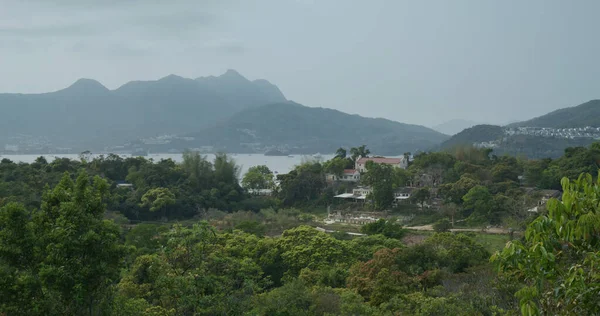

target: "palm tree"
[335,147,347,159]
[350,145,370,162]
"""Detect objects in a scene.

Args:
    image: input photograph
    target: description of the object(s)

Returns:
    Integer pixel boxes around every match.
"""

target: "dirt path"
[405,224,510,234]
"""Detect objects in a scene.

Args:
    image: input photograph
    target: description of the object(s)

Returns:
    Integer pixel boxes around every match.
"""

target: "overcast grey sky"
[1,0,599,126]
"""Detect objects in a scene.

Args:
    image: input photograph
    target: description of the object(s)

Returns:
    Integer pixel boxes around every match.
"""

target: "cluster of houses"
[504,126,600,139]
[327,156,420,206]
[325,156,408,183]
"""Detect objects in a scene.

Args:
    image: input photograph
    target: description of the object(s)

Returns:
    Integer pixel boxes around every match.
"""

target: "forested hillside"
[177,102,448,155]
[438,124,504,149]
[439,108,600,158]
[510,99,600,128]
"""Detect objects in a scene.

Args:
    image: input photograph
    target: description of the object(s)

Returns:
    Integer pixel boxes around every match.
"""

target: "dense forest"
[1,143,600,315]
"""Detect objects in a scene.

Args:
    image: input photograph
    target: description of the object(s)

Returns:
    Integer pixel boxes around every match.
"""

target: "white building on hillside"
[326,169,360,183]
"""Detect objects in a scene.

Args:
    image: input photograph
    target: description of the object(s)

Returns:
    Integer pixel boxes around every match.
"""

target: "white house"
[355,156,407,172]
[353,186,372,196]
[326,169,360,183]
[334,186,414,206]
[333,186,372,202]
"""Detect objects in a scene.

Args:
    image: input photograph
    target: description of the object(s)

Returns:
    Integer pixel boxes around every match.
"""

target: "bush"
[235,220,266,237]
[433,219,452,232]
[360,218,406,239]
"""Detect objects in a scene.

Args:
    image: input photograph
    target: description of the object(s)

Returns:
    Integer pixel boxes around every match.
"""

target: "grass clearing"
[321,222,362,233]
[473,233,510,253]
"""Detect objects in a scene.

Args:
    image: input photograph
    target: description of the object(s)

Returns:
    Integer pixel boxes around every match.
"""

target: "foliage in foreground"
[493,173,600,315]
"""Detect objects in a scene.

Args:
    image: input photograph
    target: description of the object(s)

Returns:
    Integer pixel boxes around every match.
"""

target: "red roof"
[343,169,358,174]
[357,157,402,165]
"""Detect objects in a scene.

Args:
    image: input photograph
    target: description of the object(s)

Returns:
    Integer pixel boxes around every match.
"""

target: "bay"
[0,153,335,177]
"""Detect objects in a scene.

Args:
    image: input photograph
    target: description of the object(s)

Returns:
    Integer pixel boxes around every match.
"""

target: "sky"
[1,0,600,127]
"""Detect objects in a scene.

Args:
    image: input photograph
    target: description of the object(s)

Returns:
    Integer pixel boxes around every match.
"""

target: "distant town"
[474,126,600,149]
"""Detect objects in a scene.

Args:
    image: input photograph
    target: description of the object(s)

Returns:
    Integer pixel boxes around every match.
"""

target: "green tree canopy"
[350,145,370,162]
[492,173,600,315]
[242,165,274,191]
[0,172,127,315]
[362,161,395,210]
[140,187,176,219]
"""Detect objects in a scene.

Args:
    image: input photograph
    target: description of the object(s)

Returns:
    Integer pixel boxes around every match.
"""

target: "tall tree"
[181,150,213,190]
[411,187,431,209]
[278,163,325,205]
[335,147,347,159]
[362,161,395,210]
[242,165,274,191]
[350,145,371,162]
[0,172,127,315]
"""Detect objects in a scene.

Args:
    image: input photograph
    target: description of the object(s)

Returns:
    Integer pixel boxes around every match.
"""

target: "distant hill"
[438,125,505,149]
[439,123,599,159]
[169,102,449,155]
[432,119,483,135]
[0,70,286,152]
[510,100,600,128]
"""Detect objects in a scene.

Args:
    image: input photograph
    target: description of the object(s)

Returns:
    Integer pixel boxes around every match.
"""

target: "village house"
[394,187,413,200]
[115,181,134,189]
[355,156,408,172]
[247,189,273,196]
[525,188,562,213]
[536,189,562,205]
[334,186,414,205]
[333,186,371,202]
[325,169,361,183]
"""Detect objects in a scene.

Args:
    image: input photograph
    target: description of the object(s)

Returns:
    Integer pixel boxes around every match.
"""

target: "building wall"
[327,173,360,182]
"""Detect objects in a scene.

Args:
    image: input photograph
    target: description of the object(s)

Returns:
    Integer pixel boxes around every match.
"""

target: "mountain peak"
[61,78,109,95]
[71,78,107,88]
[223,69,241,76]
[158,74,187,82]
[220,69,248,81]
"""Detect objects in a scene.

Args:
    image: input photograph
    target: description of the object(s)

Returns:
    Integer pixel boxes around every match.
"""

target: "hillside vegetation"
[510,99,600,128]
[438,125,504,149]
[438,100,600,158]
[3,142,600,314]
[178,102,449,155]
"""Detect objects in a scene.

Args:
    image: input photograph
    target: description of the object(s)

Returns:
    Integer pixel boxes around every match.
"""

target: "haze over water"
[0,153,336,177]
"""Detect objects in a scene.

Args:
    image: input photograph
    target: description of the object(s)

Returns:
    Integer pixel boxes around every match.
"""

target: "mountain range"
[2,69,599,157]
[0,70,447,155]
[0,70,286,151]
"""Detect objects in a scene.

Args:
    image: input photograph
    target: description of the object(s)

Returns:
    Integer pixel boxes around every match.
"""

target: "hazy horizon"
[2,0,600,127]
